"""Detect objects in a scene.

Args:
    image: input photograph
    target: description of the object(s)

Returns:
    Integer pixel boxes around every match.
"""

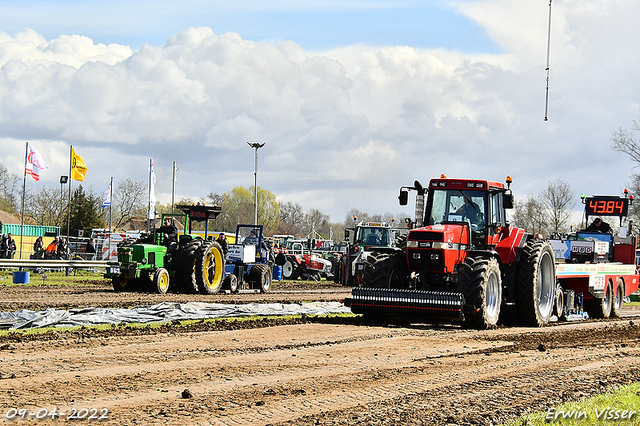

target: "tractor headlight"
[407,240,419,248]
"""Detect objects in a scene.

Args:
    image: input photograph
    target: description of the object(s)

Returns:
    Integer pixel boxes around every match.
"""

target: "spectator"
[46,237,59,258]
[33,237,45,259]
[6,234,16,259]
[57,237,68,259]
[216,233,228,256]
[84,238,96,260]
[0,234,6,259]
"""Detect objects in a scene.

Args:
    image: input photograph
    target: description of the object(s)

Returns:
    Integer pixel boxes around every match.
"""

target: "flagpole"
[171,161,176,214]
[109,177,113,232]
[147,159,152,233]
[67,145,72,244]
[19,142,28,260]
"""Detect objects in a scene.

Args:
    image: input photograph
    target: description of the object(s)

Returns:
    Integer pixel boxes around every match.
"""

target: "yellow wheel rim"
[204,247,224,290]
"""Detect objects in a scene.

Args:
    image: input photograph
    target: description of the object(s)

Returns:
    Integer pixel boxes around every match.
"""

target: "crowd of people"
[0,234,16,258]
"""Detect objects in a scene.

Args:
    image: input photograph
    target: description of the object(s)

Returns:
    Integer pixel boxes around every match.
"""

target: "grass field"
[503,382,640,425]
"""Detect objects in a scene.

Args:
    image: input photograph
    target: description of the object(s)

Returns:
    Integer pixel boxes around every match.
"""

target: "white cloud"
[1,0,640,225]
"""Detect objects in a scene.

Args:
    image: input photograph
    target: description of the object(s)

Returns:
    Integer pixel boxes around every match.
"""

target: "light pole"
[247,142,265,225]
[59,176,68,230]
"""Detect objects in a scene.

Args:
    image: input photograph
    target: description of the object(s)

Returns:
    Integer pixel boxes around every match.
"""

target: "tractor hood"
[407,224,470,250]
[406,224,470,274]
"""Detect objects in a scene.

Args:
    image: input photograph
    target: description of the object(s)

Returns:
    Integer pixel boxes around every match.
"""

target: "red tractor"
[348,176,556,329]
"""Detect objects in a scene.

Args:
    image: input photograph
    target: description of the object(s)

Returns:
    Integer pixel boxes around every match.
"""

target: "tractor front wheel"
[112,274,135,292]
[458,256,502,329]
[152,268,170,294]
[361,251,409,289]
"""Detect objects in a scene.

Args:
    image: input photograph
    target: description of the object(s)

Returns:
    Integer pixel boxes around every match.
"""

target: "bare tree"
[112,178,147,229]
[27,185,64,227]
[303,208,331,238]
[540,180,576,233]
[612,117,640,164]
[0,162,20,213]
[278,201,305,236]
[511,193,549,235]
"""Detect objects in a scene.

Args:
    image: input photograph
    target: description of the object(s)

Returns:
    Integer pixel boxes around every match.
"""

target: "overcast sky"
[1,0,639,225]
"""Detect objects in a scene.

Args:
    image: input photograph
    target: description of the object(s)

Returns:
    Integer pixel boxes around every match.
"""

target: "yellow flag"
[71,148,87,181]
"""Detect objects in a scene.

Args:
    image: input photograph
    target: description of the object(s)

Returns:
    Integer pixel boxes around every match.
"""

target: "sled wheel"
[611,278,625,318]
[586,279,613,319]
[553,283,564,319]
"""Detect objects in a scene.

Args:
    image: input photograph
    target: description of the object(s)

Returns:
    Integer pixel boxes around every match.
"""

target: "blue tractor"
[222,224,273,293]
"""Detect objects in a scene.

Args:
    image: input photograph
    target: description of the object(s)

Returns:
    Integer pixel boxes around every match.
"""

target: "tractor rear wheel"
[152,268,170,294]
[361,251,409,289]
[612,278,624,318]
[586,280,613,319]
[195,240,225,294]
[516,239,556,326]
[249,264,272,293]
[174,239,203,293]
[282,259,296,279]
[458,256,502,329]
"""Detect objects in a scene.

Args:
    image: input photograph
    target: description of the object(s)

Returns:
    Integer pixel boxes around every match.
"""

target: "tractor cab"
[236,224,269,263]
[421,178,513,251]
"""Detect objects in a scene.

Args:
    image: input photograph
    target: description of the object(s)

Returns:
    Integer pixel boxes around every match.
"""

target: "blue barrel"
[272,265,282,281]
[13,271,30,284]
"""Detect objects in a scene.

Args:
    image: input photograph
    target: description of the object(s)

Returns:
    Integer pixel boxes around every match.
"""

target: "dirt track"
[1,282,640,425]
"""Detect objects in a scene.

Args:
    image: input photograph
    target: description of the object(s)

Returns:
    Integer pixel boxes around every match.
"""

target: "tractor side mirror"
[399,189,408,206]
[504,193,514,209]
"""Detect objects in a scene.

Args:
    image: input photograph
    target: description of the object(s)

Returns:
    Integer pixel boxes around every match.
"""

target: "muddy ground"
[0,280,640,425]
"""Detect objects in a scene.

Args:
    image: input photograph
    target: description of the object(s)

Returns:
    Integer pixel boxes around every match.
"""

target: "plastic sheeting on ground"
[0,301,352,330]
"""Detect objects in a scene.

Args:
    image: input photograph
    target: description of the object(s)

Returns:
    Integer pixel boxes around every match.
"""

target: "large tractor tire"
[173,239,203,293]
[112,274,135,292]
[249,264,272,293]
[586,280,614,319]
[194,240,225,295]
[611,278,625,318]
[516,239,556,326]
[152,268,170,294]
[361,251,409,289]
[458,256,502,330]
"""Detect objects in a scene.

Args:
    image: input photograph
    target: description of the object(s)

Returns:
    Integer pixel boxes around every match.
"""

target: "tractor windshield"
[355,227,391,247]
[427,189,486,230]
[237,226,262,246]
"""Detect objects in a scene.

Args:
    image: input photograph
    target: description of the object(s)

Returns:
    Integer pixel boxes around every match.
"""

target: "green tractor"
[105,205,226,294]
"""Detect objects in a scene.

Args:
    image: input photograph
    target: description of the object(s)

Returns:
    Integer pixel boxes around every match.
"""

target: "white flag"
[25,142,49,181]
[173,162,179,181]
[148,160,156,219]
[102,181,112,208]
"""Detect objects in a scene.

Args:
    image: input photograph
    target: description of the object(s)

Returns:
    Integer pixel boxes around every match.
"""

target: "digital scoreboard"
[584,196,629,217]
